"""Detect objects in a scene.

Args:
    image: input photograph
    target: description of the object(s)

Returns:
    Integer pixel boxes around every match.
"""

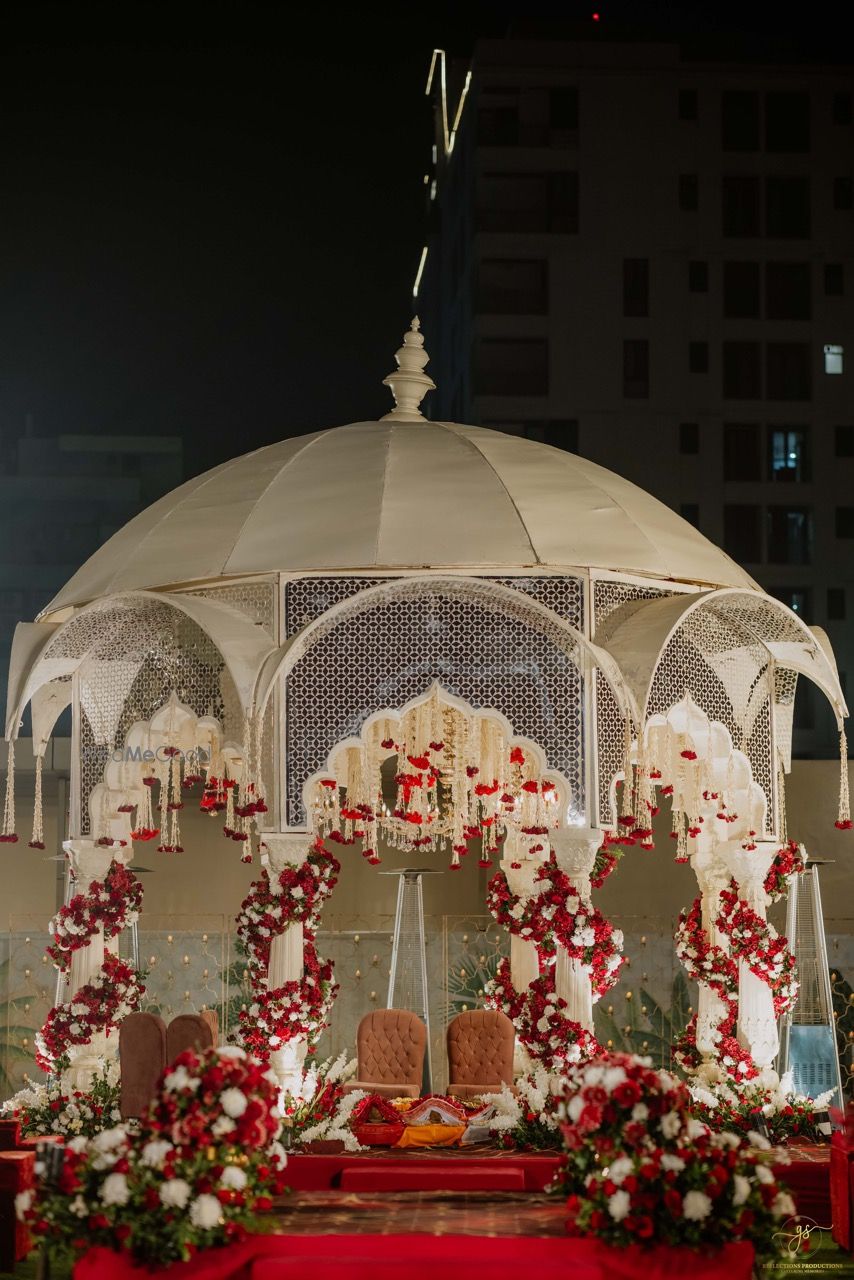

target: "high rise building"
[418,37,854,756]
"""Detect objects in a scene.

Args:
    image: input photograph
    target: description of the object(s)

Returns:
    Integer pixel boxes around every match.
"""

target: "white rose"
[660,1153,685,1173]
[212,1115,237,1138]
[603,1066,626,1092]
[683,1191,712,1221]
[566,1095,584,1122]
[220,1088,248,1118]
[160,1178,192,1209]
[755,1164,775,1184]
[189,1193,222,1230]
[14,1190,33,1219]
[220,1165,248,1191]
[746,1130,771,1151]
[772,1192,796,1219]
[163,1065,199,1093]
[92,1126,127,1153]
[67,1135,89,1154]
[140,1139,173,1169]
[607,1189,631,1221]
[69,1195,89,1218]
[608,1156,634,1185]
[732,1174,751,1207]
[631,1103,649,1122]
[100,1172,130,1206]
[217,1046,247,1061]
[659,1111,681,1139]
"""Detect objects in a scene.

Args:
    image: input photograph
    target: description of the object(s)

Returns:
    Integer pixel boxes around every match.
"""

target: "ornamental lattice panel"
[283,576,585,828]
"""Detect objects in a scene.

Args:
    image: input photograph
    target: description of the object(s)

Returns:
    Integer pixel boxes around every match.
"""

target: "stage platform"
[285,1148,562,1192]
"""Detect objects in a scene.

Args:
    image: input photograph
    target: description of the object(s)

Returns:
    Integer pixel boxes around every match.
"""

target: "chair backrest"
[166,1014,214,1065]
[119,1013,167,1118]
[199,1007,220,1046]
[356,1009,426,1087]
[447,1009,515,1087]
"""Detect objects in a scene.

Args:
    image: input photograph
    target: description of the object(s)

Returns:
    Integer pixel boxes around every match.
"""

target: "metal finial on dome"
[381,317,437,421]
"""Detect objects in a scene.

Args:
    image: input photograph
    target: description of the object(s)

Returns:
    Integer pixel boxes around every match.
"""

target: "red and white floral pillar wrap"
[499,830,548,992]
[721,841,780,1069]
[690,835,733,1067]
[550,828,602,1033]
[62,838,133,1090]
[261,832,310,1094]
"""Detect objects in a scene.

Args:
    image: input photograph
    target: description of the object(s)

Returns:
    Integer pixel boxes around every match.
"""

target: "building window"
[680,503,700,527]
[679,174,698,211]
[724,423,762,481]
[825,344,844,374]
[828,587,846,620]
[623,339,649,399]
[477,259,548,314]
[623,258,649,317]
[521,420,580,451]
[835,425,854,456]
[477,172,579,233]
[767,505,812,563]
[825,264,844,296]
[770,586,811,616]
[549,87,579,135]
[765,262,811,320]
[833,92,852,125]
[689,341,709,373]
[765,176,810,237]
[679,89,698,120]
[724,504,762,561]
[766,342,811,400]
[688,260,708,292]
[723,261,760,317]
[723,342,762,398]
[679,422,699,454]
[765,91,810,152]
[473,338,549,396]
[769,427,810,482]
[834,177,853,210]
[478,102,519,146]
[837,507,854,538]
[722,90,759,151]
[722,175,760,236]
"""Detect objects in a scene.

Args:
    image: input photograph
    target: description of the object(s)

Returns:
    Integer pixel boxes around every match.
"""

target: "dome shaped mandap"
[2,321,849,1093]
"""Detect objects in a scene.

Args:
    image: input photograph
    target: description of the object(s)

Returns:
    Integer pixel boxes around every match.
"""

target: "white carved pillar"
[550,828,602,1034]
[261,832,311,1094]
[720,841,780,1069]
[61,838,133,1090]
[690,835,731,1062]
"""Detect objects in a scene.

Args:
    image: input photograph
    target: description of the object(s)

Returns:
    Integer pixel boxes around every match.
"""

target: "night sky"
[0,1,834,474]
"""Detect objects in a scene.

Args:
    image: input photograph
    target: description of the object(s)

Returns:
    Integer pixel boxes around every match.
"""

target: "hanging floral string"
[29,751,45,849]
[836,727,852,829]
[1,739,17,843]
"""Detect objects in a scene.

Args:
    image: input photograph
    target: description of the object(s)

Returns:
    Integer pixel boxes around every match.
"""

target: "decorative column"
[550,828,602,1034]
[500,832,547,993]
[261,832,310,1094]
[690,834,732,1062]
[62,838,133,1090]
[721,841,780,1069]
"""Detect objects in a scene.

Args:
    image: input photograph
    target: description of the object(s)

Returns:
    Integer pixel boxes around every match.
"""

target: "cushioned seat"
[446,1009,515,1099]
[341,1009,426,1100]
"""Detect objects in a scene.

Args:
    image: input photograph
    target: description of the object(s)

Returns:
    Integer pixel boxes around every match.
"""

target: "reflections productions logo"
[769,1217,854,1275]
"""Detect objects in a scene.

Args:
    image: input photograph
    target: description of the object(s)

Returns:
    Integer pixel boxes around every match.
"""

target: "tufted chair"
[119,1012,167,1118]
[446,1009,516,1100]
[341,1009,427,1099]
[165,1013,214,1064]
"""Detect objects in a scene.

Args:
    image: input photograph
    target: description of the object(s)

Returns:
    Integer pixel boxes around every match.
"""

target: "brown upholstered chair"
[166,1013,214,1064]
[199,1007,220,1046]
[446,1009,516,1100]
[119,1012,167,1119]
[341,1009,427,1099]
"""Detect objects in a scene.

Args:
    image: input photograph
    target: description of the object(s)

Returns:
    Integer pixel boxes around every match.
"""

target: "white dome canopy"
[44,417,756,615]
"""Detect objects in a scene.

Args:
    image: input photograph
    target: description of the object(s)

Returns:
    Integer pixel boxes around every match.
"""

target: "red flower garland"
[45,862,142,972]
[237,941,337,1057]
[716,881,799,1016]
[763,840,806,903]
[235,839,339,975]
[35,953,145,1073]
[484,958,599,1072]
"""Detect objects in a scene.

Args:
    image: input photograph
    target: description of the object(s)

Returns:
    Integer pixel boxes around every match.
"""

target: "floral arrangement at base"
[485,1065,565,1151]
[16,1046,288,1269]
[556,1052,794,1261]
[279,1052,366,1153]
[1,1061,121,1140]
[690,1071,835,1145]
